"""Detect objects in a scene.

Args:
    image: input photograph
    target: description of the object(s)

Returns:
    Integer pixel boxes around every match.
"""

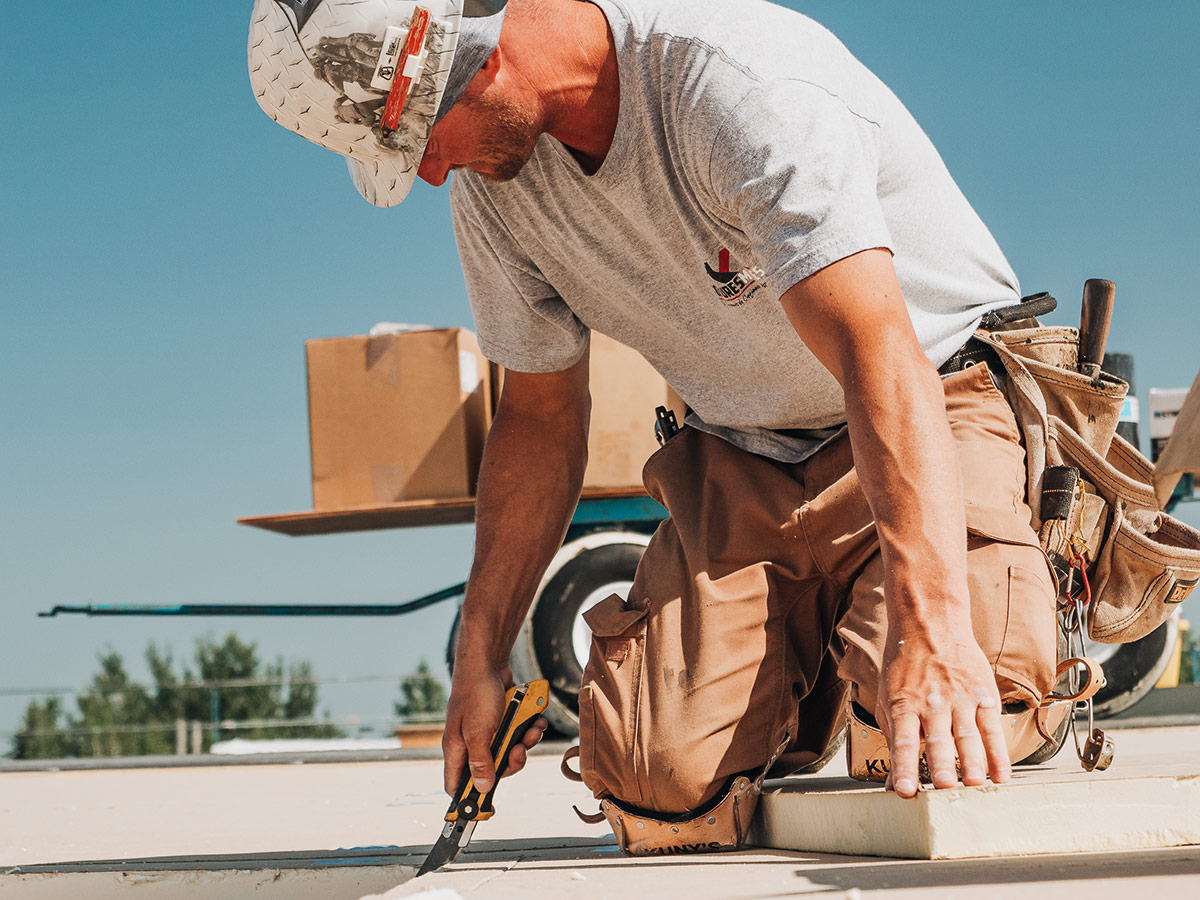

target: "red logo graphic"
[704,248,765,306]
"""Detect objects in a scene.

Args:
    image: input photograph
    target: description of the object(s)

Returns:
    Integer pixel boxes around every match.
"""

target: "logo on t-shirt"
[705,248,765,307]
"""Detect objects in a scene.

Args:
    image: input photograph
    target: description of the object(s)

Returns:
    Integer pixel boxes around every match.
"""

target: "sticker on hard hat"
[379,6,433,131]
[371,23,429,91]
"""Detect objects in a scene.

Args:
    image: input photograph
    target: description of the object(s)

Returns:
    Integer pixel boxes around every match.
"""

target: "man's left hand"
[876,627,1011,799]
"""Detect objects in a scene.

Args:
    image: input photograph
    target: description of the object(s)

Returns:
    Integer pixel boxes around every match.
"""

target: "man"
[250,0,1058,851]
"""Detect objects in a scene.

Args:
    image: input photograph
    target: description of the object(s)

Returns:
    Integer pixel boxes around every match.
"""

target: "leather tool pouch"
[564,736,790,856]
[596,774,760,856]
[978,326,1200,643]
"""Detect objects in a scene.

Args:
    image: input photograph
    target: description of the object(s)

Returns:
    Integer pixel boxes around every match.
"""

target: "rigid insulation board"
[753,772,1200,859]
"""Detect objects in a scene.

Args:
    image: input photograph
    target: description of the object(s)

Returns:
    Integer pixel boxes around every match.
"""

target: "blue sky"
[2,1,1198,741]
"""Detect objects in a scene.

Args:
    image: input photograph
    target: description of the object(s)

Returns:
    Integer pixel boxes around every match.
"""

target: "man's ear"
[462,45,502,100]
[481,44,502,77]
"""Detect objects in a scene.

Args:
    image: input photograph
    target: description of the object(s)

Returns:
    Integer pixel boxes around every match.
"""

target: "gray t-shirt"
[451,0,1020,461]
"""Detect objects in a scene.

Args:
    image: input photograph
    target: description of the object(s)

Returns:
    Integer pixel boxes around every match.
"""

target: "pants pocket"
[992,562,1058,705]
[578,592,652,800]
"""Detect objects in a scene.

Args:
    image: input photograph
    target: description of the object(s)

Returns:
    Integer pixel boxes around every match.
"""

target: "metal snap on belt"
[670,826,679,834]
[635,821,644,829]
[707,816,717,825]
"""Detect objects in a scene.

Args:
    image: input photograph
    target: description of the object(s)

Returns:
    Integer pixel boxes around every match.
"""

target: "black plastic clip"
[654,406,680,446]
[1040,465,1081,523]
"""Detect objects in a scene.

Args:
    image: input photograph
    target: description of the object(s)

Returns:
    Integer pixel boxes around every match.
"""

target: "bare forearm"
[779,250,969,628]
[456,395,588,669]
[841,343,970,631]
[780,249,1011,794]
[440,360,588,795]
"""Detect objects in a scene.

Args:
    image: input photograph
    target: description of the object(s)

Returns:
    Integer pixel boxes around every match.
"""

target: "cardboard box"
[585,334,686,489]
[490,333,685,491]
[306,329,490,509]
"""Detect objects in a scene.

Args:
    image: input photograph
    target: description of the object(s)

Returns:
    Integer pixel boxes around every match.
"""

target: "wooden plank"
[238,487,650,537]
[237,499,477,535]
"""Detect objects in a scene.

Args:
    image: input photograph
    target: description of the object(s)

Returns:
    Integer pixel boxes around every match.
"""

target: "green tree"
[11,696,70,760]
[9,635,343,760]
[182,637,341,742]
[71,652,171,757]
[395,660,448,720]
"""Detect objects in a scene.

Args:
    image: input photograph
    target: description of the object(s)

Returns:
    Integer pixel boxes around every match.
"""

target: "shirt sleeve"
[449,174,588,373]
[706,79,894,300]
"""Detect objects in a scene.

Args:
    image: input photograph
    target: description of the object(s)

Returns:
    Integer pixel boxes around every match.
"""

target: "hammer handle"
[1079,279,1115,379]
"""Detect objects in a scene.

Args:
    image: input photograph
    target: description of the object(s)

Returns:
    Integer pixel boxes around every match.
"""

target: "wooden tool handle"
[1079,278,1115,380]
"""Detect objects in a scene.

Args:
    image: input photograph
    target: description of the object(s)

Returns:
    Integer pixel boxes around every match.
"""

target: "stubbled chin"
[475,164,524,183]
[471,146,536,183]
[480,170,516,183]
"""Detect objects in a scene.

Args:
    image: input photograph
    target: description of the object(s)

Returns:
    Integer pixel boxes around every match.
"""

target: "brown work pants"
[577,365,1058,815]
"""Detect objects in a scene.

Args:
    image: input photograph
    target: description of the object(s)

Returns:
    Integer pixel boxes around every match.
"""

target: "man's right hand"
[441,664,548,795]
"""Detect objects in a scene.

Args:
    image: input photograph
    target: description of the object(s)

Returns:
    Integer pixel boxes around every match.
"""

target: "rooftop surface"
[2,723,1198,899]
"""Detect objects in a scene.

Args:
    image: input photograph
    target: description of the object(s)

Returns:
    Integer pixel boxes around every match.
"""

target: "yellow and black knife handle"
[446,679,549,823]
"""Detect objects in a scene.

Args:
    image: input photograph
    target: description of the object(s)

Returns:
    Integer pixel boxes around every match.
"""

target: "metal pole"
[189,720,202,754]
[38,582,467,619]
[175,719,186,755]
[210,688,220,745]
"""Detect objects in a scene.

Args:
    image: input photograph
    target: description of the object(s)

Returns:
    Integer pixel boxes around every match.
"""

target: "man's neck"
[527,0,620,174]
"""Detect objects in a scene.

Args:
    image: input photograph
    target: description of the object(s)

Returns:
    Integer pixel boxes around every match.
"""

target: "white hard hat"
[249,0,506,207]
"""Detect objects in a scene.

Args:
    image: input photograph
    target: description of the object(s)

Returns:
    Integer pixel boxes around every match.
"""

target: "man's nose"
[418,152,451,187]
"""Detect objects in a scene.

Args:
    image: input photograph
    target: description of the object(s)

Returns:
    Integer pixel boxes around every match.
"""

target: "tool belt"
[973,320,1200,646]
[845,293,1200,779]
[955,296,1200,772]
[937,335,1006,380]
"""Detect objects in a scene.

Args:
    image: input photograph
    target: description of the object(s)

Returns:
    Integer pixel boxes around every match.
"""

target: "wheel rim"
[1080,633,1121,665]
[572,581,633,668]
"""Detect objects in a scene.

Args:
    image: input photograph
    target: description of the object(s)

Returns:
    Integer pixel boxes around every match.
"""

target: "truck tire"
[1089,612,1180,718]
[509,532,650,736]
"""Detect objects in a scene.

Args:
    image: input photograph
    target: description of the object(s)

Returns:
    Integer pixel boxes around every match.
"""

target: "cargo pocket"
[577,592,652,801]
[993,563,1057,706]
[1089,505,1200,643]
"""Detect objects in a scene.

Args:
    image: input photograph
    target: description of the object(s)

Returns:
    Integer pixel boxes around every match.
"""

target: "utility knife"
[417,679,549,876]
